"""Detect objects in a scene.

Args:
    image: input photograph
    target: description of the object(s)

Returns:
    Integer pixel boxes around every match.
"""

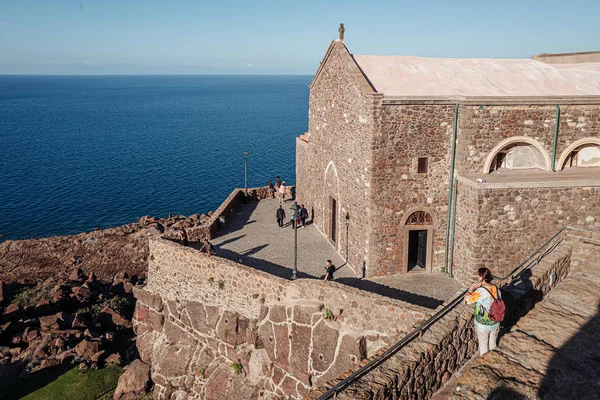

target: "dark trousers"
[301,217,306,226]
[277,218,283,227]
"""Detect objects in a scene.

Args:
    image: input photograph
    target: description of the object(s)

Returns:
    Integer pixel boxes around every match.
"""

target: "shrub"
[218,281,225,290]
[251,293,259,299]
[13,285,52,308]
[231,362,243,375]
[323,308,335,321]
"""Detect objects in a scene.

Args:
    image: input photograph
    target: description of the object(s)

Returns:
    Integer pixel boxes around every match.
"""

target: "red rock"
[0,280,11,304]
[4,303,20,319]
[113,359,151,400]
[75,339,100,358]
[91,350,105,362]
[86,272,97,283]
[71,285,94,301]
[97,307,131,328]
[72,313,92,329]
[105,352,122,366]
[39,313,66,330]
[68,267,85,282]
[23,328,39,343]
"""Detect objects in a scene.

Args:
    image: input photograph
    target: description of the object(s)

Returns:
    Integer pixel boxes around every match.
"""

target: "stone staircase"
[438,237,600,399]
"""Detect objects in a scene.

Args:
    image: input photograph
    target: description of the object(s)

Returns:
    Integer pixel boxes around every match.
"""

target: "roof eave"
[381,95,600,106]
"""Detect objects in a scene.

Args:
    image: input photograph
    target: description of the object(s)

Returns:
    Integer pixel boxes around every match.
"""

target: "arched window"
[405,211,433,225]
[563,144,600,169]
[488,143,547,173]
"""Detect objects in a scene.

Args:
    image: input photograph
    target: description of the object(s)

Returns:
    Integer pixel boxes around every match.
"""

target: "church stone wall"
[369,104,455,276]
[296,41,377,276]
[134,238,430,399]
[452,180,600,283]
[456,105,600,174]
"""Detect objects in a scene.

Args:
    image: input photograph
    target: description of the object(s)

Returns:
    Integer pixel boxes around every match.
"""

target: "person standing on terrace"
[268,180,276,198]
[465,267,502,356]
[278,181,286,205]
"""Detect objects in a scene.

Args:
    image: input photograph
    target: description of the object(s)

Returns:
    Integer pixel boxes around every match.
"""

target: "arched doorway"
[402,210,434,273]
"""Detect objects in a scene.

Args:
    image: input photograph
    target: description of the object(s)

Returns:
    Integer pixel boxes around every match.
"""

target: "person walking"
[464,267,502,356]
[199,238,217,256]
[300,204,309,227]
[278,181,286,205]
[322,260,336,283]
[268,180,276,198]
[276,205,286,228]
[275,176,282,189]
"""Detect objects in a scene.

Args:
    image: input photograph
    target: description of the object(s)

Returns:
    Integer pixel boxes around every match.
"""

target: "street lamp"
[290,202,299,280]
[243,150,249,196]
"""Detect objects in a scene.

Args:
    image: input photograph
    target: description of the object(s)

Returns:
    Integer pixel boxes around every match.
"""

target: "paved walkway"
[193,198,462,309]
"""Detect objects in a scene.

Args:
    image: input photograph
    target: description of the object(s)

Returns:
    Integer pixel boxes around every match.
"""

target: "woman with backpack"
[465,267,505,356]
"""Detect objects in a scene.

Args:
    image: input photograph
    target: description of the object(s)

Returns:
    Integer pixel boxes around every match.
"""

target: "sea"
[0,75,311,241]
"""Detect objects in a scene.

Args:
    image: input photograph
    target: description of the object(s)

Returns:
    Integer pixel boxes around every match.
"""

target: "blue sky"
[1,0,599,74]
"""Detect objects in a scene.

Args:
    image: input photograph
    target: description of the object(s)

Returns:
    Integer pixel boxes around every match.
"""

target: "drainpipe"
[551,105,560,172]
[444,104,460,273]
[448,179,459,277]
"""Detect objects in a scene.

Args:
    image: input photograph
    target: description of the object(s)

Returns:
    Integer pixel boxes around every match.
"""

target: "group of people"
[276,201,309,228]
[267,176,288,205]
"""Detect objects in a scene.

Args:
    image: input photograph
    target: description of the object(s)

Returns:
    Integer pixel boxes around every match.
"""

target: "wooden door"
[331,197,337,243]
[416,230,427,268]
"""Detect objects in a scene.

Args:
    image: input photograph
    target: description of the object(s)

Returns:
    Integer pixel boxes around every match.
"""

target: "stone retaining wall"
[453,180,600,283]
[134,238,430,399]
[304,234,576,400]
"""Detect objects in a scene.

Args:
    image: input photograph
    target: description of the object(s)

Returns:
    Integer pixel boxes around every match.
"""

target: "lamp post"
[243,150,249,196]
[290,202,299,280]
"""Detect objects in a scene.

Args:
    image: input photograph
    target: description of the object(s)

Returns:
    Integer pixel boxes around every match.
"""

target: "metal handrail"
[316,225,595,400]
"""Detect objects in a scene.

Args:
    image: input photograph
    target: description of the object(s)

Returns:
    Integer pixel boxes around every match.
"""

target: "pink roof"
[352,55,600,98]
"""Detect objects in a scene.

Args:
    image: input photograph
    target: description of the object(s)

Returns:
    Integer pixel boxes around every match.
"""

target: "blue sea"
[0,75,310,241]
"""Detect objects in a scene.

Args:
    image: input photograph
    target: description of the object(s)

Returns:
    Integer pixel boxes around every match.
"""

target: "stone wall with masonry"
[452,180,600,283]
[305,233,578,400]
[133,238,430,399]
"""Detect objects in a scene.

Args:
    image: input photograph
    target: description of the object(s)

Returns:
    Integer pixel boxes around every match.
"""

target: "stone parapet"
[135,237,432,399]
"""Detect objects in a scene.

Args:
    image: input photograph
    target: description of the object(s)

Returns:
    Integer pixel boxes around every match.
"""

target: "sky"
[1,0,599,75]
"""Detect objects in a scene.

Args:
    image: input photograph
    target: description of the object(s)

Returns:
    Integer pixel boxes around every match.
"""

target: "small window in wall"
[418,157,428,173]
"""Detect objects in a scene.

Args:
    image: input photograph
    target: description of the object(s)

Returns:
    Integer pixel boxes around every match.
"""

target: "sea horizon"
[0,74,310,241]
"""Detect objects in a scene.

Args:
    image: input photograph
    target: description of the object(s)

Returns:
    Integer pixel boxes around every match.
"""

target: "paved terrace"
[192,197,462,309]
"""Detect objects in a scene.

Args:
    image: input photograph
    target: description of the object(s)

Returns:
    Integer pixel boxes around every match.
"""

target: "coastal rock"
[68,267,85,282]
[0,280,10,304]
[113,359,152,400]
[75,339,100,358]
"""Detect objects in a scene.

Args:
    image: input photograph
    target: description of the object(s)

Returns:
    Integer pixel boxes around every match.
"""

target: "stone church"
[296,26,600,282]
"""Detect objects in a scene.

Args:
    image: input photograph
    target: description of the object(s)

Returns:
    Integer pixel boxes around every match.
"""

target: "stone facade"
[133,238,431,399]
[296,40,378,277]
[370,105,455,276]
[296,39,600,280]
[453,179,600,283]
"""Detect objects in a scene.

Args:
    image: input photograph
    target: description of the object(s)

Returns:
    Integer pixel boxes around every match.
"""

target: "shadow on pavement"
[335,277,444,309]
